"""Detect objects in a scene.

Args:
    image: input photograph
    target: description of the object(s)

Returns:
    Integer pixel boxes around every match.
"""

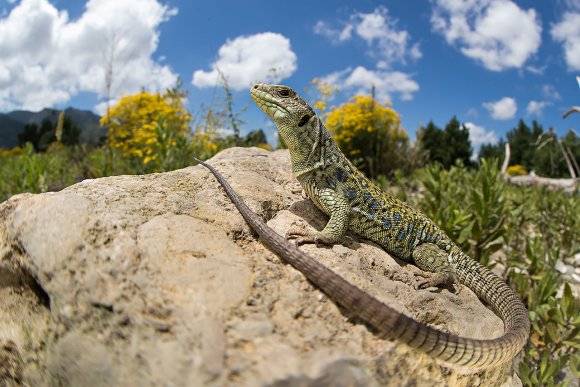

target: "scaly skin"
[243,82,530,369]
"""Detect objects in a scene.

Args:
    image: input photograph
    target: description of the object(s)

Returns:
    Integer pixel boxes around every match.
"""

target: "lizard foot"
[285,226,338,247]
[414,271,458,292]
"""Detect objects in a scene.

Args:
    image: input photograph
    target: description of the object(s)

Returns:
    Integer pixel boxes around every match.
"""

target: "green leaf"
[562,340,580,349]
[539,350,550,376]
[519,361,531,386]
[545,323,560,343]
[541,359,562,385]
[563,283,577,319]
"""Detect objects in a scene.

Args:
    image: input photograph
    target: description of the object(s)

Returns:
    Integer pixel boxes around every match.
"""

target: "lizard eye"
[278,89,291,97]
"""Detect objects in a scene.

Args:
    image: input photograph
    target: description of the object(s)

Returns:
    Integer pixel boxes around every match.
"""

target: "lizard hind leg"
[412,243,458,290]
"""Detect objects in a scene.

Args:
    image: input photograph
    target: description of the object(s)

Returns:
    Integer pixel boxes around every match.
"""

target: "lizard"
[194,82,530,371]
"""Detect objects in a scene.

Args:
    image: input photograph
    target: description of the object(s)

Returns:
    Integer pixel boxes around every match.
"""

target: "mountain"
[0,108,105,149]
[0,115,25,148]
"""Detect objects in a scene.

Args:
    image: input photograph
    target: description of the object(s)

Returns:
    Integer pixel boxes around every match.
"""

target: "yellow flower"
[102,91,192,164]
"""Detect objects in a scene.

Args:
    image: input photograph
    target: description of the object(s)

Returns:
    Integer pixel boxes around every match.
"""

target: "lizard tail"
[196,158,530,370]
[337,247,530,370]
[441,249,530,368]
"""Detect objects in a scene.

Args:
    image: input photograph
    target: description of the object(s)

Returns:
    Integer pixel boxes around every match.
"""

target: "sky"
[1,0,580,153]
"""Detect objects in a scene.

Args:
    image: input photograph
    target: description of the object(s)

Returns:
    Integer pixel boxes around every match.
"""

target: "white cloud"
[526,100,551,116]
[314,6,421,68]
[560,0,580,12]
[464,121,498,150]
[321,66,419,102]
[0,0,178,112]
[483,97,517,120]
[431,0,542,71]
[526,64,546,75]
[313,20,352,43]
[551,12,580,71]
[192,32,297,91]
[466,107,479,118]
[542,84,562,100]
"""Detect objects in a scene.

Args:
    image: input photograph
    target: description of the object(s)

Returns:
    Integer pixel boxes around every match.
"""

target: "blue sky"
[1,0,580,152]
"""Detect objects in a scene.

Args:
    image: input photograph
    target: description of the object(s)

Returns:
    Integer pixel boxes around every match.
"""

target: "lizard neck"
[281,117,337,179]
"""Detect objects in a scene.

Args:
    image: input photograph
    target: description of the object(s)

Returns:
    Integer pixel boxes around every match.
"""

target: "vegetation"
[395,161,579,386]
[0,81,578,385]
[325,95,416,178]
[18,115,81,151]
[479,119,580,178]
[417,117,473,168]
[0,80,269,200]
[101,88,192,164]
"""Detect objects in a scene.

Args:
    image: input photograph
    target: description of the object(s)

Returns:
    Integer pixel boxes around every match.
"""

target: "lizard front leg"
[412,243,457,289]
[286,188,350,246]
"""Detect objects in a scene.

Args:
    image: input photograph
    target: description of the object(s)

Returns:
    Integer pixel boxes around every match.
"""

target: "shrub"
[325,95,413,178]
[101,90,191,164]
[507,164,528,176]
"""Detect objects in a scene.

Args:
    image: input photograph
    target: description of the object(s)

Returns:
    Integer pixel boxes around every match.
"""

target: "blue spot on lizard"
[327,176,336,189]
[345,189,357,200]
[336,168,347,182]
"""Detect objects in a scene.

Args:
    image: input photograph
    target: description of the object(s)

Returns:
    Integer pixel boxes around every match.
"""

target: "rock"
[0,147,521,386]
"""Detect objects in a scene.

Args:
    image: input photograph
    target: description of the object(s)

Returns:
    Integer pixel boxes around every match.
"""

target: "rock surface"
[0,147,521,386]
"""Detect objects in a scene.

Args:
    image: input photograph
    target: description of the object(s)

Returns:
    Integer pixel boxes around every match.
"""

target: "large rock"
[0,147,521,386]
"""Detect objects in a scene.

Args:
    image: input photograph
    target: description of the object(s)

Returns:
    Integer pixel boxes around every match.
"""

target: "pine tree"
[418,121,446,165]
[443,116,472,167]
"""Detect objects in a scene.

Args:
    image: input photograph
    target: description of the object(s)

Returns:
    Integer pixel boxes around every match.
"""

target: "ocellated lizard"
[195,82,530,370]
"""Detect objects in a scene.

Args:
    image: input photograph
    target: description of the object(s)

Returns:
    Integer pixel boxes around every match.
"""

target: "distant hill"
[0,115,25,148]
[0,107,105,149]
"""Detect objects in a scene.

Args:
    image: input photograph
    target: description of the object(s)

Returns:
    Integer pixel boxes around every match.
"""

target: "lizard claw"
[286,227,336,247]
[285,226,308,239]
[414,272,457,291]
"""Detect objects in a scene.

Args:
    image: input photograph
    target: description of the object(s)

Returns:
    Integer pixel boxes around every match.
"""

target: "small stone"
[555,260,570,274]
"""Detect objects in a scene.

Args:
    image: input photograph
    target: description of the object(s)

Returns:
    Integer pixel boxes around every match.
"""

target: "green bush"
[413,158,579,385]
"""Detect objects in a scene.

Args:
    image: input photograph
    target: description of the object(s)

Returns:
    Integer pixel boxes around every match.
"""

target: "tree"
[417,121,446,165]
[533,127,580,178]
[18,118,56,151]
[480,121,579,178]
[101,90,192,164]
[17,111,80,151]
[561,129,580,176]
[443,117,472,167]
[479,139,506,163]
[418,117,472,168]
[59,115,81,146]
[325,95,411,178]
[241,129,269,148]
[18,122,41,149]
[506,120,543,168]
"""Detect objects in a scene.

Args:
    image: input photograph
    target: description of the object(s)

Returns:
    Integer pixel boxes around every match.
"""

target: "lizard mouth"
[250,86,290,120]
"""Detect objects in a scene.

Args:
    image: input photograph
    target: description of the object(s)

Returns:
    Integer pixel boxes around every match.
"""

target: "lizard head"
[251,83,316,143]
